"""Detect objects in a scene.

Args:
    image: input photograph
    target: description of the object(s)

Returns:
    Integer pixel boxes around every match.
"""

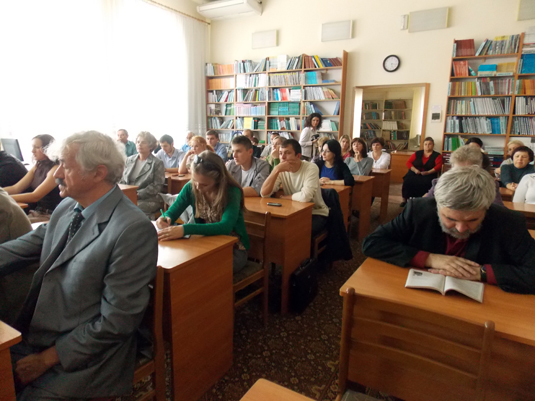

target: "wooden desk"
[370,169,391,223]
[341,258,535,401]
[390,151,414,183]
[16,202,28,209]
[244,197,314,314]
[500,187,514,202]
[158,235,237,401]
[321,184,351,232]
[241,379,314,401]
[503,201,535,229]
[168,174,191,195]
[0,321,21,401]
[351,176,374,241]
[118,184,138,205]
[530,229,535,240]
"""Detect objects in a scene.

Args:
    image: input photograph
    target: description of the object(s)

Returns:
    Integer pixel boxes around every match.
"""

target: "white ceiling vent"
[197,0,262,20]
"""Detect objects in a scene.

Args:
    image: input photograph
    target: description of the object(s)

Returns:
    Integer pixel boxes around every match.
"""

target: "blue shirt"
[155,148,185,169]
[124,141,137,157]
[213,141,228,162]
[320,164,337,180]
[74,185,116,224]
[181,143,191,152]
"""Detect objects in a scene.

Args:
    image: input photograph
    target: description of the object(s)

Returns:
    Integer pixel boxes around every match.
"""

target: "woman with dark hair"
[314,139,355,186]
[400,137,442,206]
[299,112,322,161]
[4,134,61,222]
[500,146,535,191]
[157,150,250,273]
[368,137,391,169]
[345,138,373,176]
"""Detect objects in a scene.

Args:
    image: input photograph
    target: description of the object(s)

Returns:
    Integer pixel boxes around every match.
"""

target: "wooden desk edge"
[0,321,22,351]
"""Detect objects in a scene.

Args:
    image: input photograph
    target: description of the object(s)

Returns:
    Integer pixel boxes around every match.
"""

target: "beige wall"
[209,0,534,149]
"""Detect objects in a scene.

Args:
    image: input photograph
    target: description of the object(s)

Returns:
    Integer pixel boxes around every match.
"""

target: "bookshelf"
[205,51,348,144]
[442,33,535,168]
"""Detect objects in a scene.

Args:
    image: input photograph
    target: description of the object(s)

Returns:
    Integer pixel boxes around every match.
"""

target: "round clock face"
[383,55,400,72]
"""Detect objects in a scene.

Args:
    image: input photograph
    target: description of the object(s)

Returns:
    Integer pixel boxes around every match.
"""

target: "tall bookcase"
[361,98,412,149]
[205,51,348,145]
[442,32,535,167]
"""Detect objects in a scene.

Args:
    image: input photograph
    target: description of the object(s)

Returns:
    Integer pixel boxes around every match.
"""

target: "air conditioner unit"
[197,0,262,20]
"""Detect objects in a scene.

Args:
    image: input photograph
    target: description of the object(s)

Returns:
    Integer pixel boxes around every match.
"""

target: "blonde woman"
[178,135,213,174]
[157,150,249,273]
[339,134,351,160]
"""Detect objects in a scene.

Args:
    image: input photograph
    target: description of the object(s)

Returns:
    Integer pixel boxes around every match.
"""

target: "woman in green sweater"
[156,150,249,273]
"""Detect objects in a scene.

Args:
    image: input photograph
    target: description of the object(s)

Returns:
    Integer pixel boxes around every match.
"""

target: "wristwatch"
[480,265,487,283]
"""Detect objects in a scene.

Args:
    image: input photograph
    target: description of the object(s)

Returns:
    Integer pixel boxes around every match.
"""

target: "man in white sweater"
[261,138,329,236]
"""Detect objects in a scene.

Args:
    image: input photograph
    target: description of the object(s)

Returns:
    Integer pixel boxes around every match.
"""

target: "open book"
[405,268,484,303]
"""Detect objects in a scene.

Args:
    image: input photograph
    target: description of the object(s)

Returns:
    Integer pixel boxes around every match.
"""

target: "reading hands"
[426,253,481,280]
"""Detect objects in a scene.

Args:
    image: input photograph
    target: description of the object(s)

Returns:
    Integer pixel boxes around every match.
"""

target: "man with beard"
[362,166,535,294]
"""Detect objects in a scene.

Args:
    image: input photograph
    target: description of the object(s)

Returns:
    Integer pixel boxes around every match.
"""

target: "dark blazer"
[362,197,535,294]
[314,159,355,186]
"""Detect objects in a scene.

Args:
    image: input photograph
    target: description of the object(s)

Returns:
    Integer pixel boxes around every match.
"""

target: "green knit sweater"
[162,181,249,249]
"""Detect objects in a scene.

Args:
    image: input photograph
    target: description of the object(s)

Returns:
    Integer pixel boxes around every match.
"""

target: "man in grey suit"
[0,131,158,400]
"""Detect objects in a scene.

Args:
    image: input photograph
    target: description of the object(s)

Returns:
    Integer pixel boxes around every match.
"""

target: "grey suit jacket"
[0,186,158,397]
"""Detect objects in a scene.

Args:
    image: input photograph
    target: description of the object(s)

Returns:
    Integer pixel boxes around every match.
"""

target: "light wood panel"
[118,184,138,205]
[370,169,391,223]
[500,187,514,202]
[241,379,314,401]
[351,176,374,241]
[389,151,413,183]
[0,321,21,401]
[168,174,191,195]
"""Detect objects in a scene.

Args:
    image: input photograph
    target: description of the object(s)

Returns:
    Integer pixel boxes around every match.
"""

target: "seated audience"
[157,150,249,273]
[426,145,503,206]
[513,173,535,204]
[261,139,329,237]
[311,136,330,163]
[155,134,185,172]
[265,135,282,171]
[181,130,194,152]
[339,134,351,160]
[179,135,212,174]
[4,134,62,222]
[363,166,535,294]
[299,113,321,161]
[495,140,524,178]
[116,128,137,157]
[0,148,27,187]
[400,137,443,207]
[465,137,492,173]
[315,139,355,186]
[206,130,228,162]
[345,138,373,176]
[120,131,165,217]
[226,135,270,197]
[261,132,280,158]
[500,146,535,191]
[0,130,157,399]
[368,137,391,169]
[250,135,262,158]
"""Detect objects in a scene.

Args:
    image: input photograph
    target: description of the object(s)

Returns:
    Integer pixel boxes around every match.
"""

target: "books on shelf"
[445,116,508,134]
[304,87,338,100]
[236,117,265,130]
[475,34,521,56]
[206,63,234,76]
[302,102,323,115]
[333,101,340,115]
[208,90,235,103]
[363,102,380,110]
[383,110,408,120]
[443,135,467,151]
[382,121,398,130]
[520,54,535,74]
[478,64,497,77]
[208,117,234,129]
[361,122,380,129]
[269,72,302,86]
[207,103,234,116]
[512,117,535,135]
[268,102,300,116]
[515,97,535,115]
[207,77,235,90]
[448,77,514,96]
[268,117,300,130]
[452,60,469,77]
[302,55,342,69]
[384,100,408,109]
[236,74,267,88]
[285,55,303,70]
[236,88,267,102]
[447,97,511,115]
[235,104,266,116]
[363,111,380,120]
[319,119,338,132]
[453,39,475,57]
[515,79,535,95]
[405,269,484,303]
[305,71,322,84]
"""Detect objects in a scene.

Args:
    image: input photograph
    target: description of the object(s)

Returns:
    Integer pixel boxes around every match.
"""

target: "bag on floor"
[289,258,319,314]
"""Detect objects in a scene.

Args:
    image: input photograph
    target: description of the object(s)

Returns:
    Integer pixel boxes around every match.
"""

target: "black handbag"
[289,258,319,314]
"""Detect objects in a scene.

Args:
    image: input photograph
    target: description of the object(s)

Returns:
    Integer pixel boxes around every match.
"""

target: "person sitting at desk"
[157,150,250,273]
[315,139,355,187]
[261,138,329,237]
[363,166,535,294]
[345,138,373,176]
[339,134,351,160]
[120,131,165,217]
[4,134,62,222]
[465,137,492,173]
[206,130,228,162]
[513,173,535,204]
[261,132,280,158]
[500,146,535,192]
[0,130,158,400]
[155,134,185,173]
[368,137,391,169]
[495,139,523,178]
[0,148,27,187]
[250,135,262,158]
[179,135,212,174]
[181,130,194,152]
[400,137,443,207]
[226,135,269,197]
[265,135,282,171]
[116,128,137,157]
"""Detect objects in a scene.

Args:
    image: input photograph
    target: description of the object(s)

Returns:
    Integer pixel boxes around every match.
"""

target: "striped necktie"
[67,208,84,243]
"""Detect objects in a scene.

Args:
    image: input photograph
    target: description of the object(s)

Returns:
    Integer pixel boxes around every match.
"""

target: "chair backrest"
[243,209,271,262]
[338,287,494,401]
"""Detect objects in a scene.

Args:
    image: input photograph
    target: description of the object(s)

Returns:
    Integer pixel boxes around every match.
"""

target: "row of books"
[268,117,300,131]
[302,102,323,116]
[207,77,234,90]
[269,72,302,86]
[363,112,380,120]
[447,98,511,115]
[319,119,339,132]
[515,97,535,115]
[362,130,377,140]
[304,71,323,84]
[236,74,267,88]
[448,78,514,96]
[519,54,535,74]
[234,59,267,73]
[206,63,234,76]
[208,118,234,129]
[387,131,410,140]
[303,87,338,100]
[207,90,235,103]
[235,104,266,116]
[236,117,265,130]
[453,39,475,57]
[479,62,516,77]
[302,55,342,69]
[269,102,300,116]
[443,135,467,152]
[452,61,473,77]
[511,117,535,135]
[383,110,408,120]
[384,100,408,109]
[383,121,400,130]
[207,104,234,116]
[363,102,380,110]
[268,88,301,101]
[445,116,508,134]
[236,88,267,102]
[361,122,380,129]
[515,79,535,95]
[475,34,521,56]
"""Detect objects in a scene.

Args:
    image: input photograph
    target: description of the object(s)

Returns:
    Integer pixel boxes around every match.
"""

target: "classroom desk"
[244,197,314,314]
[168,174,191,195]
[118,184,138,205]
[340,258,535,401]
[240,379,314,401]
[500,187,514,202]
[530,229,535,240]
[390,151,414,183]
[351,175,375,241]
[158,235,237,401]
[16,202,28,209]
[321,184,351,232]
[503,201,535,229]
[370,169,391,223]
[0,321,21,401]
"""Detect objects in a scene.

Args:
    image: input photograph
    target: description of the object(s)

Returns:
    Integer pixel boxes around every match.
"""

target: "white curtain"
[0,0,207,161]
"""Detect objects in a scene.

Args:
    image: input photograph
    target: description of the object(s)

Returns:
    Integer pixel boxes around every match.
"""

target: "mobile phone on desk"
[267,202,282,207]
[183,234,191,239]
[178,174,185,177]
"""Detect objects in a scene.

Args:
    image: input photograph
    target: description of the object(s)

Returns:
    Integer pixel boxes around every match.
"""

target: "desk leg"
[0,349,16,401]
[353,181,372,241]
[378,175,390,224]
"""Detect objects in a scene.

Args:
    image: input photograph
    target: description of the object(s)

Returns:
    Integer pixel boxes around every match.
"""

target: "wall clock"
[383,55,400,72]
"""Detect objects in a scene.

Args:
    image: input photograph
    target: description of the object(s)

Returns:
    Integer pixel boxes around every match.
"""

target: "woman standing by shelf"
[299,112,322,161]
[368,137,391,169]
[339,134,351,160]
[345,138,373,176]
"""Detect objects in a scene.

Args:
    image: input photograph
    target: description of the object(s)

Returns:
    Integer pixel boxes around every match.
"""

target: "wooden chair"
[133,265,166,401]
[336,287,495,401]
[234,210,271,325]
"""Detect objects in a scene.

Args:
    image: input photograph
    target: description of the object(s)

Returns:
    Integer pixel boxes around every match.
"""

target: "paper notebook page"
[405,269,446,294]
[444,276,484,303]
